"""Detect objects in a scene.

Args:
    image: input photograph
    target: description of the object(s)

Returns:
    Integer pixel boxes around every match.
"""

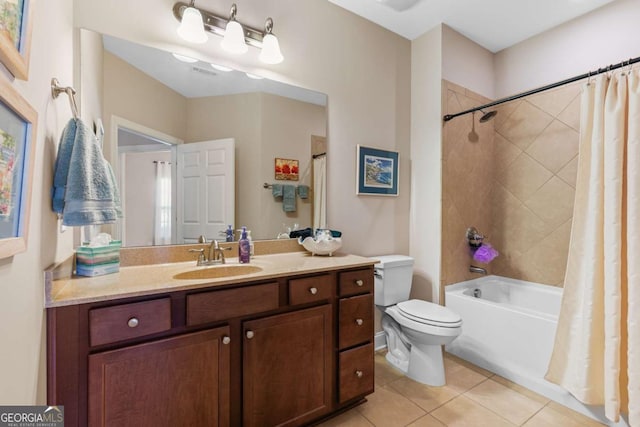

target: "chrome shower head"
[479,109,498,123]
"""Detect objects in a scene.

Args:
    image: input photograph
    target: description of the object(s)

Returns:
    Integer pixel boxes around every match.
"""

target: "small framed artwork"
[356,145,399,196]
[275,158,299,181]
[0,75,38,259]
[0,0,33,80]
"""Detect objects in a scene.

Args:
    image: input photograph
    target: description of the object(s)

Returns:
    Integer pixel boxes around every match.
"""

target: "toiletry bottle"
[225,225,234,242]
[247,230,254,257]
[238,226,250,263]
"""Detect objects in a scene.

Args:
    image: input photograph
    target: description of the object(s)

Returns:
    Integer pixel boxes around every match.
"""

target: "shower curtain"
[546,73,639,425]
[153,161,172,245]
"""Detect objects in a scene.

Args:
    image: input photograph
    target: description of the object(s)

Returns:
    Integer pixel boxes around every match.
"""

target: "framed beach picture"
[0,75,37,258]
[0,0,33,80]
[356,145,399,196]
[275,158,299,181]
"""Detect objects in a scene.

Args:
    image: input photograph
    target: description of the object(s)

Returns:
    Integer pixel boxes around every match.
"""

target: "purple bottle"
[238,226,250,263]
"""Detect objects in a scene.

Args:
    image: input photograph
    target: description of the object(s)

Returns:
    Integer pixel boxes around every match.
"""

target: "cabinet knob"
[355,279,364,287]
[355,370,364,378]
[355,318,364,326]
[222,336,231,345]
[246,330,254,339]
[309,287,318,295]
[127,317,139,328]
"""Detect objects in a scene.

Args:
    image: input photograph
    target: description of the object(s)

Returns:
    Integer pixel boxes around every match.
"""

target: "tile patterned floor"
[319,352,605,427]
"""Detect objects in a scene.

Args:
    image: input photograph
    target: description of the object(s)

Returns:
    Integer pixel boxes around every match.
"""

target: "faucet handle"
[198,235,207,244]
[188,248,206,265]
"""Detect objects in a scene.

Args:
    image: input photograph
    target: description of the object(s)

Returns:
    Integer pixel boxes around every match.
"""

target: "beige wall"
[0,0,74,404]
[441,80,580,288]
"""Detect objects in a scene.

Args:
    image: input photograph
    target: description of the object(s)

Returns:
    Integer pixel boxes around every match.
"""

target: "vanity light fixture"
[172,53,199,63]
[210,63,233,72]
[173,1,284,64]
[176,1,208,44]
[245,72,264,80]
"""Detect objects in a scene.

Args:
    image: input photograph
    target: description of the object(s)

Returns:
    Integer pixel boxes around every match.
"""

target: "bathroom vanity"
[45,249,375,426]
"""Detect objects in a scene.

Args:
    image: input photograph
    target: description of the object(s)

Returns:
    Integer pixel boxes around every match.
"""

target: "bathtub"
[445,275,629,427]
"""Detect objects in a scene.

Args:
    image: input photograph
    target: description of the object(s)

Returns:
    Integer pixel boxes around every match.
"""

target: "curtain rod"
[443,55,640,122]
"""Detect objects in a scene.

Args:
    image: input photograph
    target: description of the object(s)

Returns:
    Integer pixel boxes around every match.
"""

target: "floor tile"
[357,386,426,427]
[388,376,459,412]
[374,351,405,386]
[431,395,516,427]
[490,375,550,405]
[317,409,375,427]
[522,405,606,427]
[464,379,546,425]
[407,414,447,427]
[443,357,489,394]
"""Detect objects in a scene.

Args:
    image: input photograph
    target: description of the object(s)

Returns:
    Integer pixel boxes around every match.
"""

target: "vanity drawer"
[289,274,332,305]
[187,282,279,325]
[339,294,373,349]
[339,343,374,403]
[339,269,373,297]
[89,298,171,347]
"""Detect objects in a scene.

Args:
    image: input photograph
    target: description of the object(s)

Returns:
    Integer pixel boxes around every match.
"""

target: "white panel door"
[176,138,235,243]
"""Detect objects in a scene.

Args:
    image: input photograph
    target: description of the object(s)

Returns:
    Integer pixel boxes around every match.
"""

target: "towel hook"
[51,78,79,119]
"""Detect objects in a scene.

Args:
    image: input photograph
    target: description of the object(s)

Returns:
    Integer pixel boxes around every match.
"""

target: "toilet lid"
[397,300,462,327]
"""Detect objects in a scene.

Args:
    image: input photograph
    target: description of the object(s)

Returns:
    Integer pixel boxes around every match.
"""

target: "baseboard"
[374,331,387,351]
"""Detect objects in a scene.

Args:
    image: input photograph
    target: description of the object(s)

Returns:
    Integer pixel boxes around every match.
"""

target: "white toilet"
[375,255,462,386]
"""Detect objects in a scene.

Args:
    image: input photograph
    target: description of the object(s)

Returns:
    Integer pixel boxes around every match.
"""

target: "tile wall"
[441,80,581,287]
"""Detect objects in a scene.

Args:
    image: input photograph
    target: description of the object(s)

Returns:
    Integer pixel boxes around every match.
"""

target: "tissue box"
[75,241,121,277]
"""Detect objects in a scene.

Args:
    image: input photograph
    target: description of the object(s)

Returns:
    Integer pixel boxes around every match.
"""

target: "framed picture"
[0,75,37,258]
[0,0,33,80]
[275,158,299,181]
[356,145,399,196]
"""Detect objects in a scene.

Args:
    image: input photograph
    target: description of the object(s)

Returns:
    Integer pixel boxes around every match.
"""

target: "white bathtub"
[445,275,629,427]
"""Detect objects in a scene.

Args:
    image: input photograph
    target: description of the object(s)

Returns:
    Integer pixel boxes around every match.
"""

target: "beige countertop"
[45,252,378,308]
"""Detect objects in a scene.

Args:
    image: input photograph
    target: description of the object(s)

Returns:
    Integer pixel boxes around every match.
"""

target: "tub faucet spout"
[469,265,487,275]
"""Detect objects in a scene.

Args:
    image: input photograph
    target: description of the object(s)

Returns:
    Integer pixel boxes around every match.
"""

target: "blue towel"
[297,185,309,199]
[272,184,283,197]
[52,118,121,226]
[282,184,296,212]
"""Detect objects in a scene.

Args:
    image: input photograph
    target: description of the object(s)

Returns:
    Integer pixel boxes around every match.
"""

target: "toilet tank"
[374,255,414,306]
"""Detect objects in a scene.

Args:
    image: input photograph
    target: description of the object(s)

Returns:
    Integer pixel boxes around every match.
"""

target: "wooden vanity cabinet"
[47,266,374,427]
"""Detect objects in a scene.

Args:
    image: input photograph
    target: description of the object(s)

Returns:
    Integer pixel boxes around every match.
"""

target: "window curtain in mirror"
[153,161,172,245]
[545,72,640,425]
[313,156,326,230]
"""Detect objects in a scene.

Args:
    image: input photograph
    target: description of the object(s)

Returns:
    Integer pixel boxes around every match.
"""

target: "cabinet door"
[243,305,333,427]
[88,327,230,427]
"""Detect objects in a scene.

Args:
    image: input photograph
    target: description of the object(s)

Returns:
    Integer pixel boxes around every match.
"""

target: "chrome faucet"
[469,265,487,275]
[188,239,231,266]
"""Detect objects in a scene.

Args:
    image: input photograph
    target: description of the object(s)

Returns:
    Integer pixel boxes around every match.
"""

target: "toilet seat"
[396,300,462,328]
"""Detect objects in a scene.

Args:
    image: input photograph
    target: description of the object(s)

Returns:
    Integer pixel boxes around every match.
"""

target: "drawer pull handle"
[355,279,364,287]
[127,317,139,328]
[222,336,231,345]
[355,370,364,378]
[355,318,364,326]
[246,330,255,339]
[309,287,318,295]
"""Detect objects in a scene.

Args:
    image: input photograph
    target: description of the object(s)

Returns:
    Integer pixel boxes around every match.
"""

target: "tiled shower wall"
[441,80,581,287]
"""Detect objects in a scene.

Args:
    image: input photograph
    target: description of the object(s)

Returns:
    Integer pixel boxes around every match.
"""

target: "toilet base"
[406,343,446,386]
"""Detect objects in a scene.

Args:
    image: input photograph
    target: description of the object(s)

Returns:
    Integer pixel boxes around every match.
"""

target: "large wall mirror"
[80,29,327,247]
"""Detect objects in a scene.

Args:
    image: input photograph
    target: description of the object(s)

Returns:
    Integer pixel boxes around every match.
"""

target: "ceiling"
[328,0,618,52]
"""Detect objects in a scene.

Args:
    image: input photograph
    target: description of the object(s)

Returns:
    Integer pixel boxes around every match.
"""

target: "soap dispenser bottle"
[238,226,250,263]
[247,229,254,258]
[225,225,234,242]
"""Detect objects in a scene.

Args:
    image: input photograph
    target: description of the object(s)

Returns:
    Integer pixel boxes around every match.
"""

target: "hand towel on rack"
[52,118,121,226]
[282,184,296,212]
[271,183,283,197]
[297,185,309,199]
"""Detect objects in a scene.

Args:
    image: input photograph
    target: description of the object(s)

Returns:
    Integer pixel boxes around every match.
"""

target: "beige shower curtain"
[546,72,640,425]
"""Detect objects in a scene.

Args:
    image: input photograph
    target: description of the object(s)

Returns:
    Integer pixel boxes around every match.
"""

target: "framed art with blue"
[0,0,33,80]
[356,145,399,196]
[0,75,37,259]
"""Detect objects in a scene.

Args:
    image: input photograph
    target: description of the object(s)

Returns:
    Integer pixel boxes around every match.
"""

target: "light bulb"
[259,33,283,64]
[221,20,248,54]
[177,6,207,44]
